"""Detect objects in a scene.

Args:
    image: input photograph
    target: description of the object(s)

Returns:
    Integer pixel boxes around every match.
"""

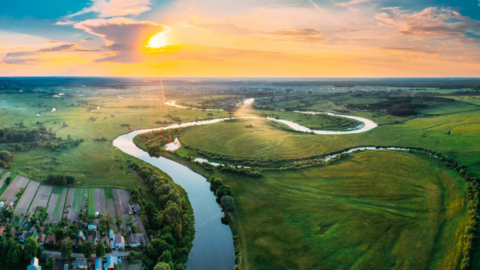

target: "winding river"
[112,99,378,269]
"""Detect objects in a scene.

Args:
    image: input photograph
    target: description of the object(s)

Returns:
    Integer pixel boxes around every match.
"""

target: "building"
[132,204,141,214]
[27,258,41,270]
[109,230,114,241]
[73,258,88,269]
[103,256,117,269]
[113,233,125,250]
[38,234,45,245]
[45,234,56,247]
[95,258,103,270]
[101,235,110,247]
[19,231,28,242]
[88,224,97,231]
[0,226,5,237]
[76,231,85,246]
[128,234,142,248]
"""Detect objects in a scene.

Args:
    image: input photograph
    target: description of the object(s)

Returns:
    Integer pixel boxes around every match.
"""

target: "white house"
[114,233,125,250]
[27,258,41,270]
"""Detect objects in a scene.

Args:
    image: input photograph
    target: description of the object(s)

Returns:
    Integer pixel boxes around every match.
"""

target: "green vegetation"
[222,151,467,270]
[104,187,114,199]
[51,187,64,217]
[88,188,95,218]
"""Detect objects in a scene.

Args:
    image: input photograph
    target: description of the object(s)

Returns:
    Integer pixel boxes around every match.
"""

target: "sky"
[0,0,479,77]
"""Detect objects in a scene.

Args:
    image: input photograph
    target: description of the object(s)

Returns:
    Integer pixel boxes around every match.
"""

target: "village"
[0,169,149,270]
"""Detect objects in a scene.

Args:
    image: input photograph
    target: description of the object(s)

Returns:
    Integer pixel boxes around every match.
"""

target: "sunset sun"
[147,28,171,48]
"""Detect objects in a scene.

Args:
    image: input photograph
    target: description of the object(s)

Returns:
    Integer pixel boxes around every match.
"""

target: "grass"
[0,172,17,196]
[105,187,114,199]
[88,188,95,218]
[216,151,467,270]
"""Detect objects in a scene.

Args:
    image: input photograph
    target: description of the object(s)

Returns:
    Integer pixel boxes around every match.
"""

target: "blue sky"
[0,0,479,76]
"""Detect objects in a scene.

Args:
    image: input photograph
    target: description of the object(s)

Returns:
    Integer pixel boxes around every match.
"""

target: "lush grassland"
[88,188,95,217]
[180,109,480,176]
[256,110,362,130]
[105,187,114,199]
[0,93,227,187]
[214,151,467,270]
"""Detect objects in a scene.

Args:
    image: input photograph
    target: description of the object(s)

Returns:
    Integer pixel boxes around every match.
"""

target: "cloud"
[68,0,152,18]
[55,20,76,26]
[375,7,480,38]
[187,20,326,43]
[265,28,326,43]
[74,17,166,46]
[3,44,101,64]
[377,46,440,54]
[47,41,62,44]
[337,0,369,8]
[81,38,94,42]
[73,18,168,62]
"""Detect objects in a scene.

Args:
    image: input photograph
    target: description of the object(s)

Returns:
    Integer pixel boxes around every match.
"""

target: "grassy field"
[105,187,114,199]
[88,188,95,218]
[72,188,88,212]
[180,108,480,176]
[213,151,467,270]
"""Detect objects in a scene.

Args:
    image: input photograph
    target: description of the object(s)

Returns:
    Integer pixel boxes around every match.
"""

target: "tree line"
[45,174,75,186]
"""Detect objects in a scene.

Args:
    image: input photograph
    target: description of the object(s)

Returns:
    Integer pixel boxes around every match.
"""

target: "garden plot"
[106,199,116,219]
[46,194,58,221]
[0,175,30,202]
[113,188,131,229]
[28,185,53,214]
[14,181,40,216]
[64,188,74,221]
[70,188,88,222]
[46,187,67,223]
[94,188,107,217]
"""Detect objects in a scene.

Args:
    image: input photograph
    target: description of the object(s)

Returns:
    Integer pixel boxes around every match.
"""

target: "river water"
[113,129,235,270]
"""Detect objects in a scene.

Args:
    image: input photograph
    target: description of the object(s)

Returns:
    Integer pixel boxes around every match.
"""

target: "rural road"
[44,250,130,258]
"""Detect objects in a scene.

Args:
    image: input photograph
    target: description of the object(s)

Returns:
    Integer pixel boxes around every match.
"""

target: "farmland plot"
[28,185,53,214]
[94,188,107,217]
[70,188,88,222]
[64,188,74,221]
[0,175,29,202]
[14,181,40,216]
[0,171,11,190]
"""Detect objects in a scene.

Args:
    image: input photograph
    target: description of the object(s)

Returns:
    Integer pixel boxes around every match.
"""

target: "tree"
[96,241,106,258]
[216,185,234,199]
[24,236,40,261]
[66,176,75,185]
[56,228,65,240]
[60,238,73,259]
[154,262,171,270]
[5,176,11,185]
[221,196,235,211]
[80,241,94,258]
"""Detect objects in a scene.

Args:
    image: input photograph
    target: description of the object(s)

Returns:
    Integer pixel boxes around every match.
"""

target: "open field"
[0,175,29,202]
[64,188,74,221]
[216,151,468,270]
[113,188,131,230]
[14,181,40,216]
[70,188,88,222]
[28,185,53,214]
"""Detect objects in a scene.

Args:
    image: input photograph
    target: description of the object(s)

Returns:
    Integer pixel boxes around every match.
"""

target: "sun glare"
[147,28,172,48]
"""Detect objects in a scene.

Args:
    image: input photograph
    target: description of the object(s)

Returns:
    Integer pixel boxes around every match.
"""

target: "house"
[109,230,114,241]
[6,201,14,211]
[101,236,110,247]
[27,257,41,270]
[45,234,56,246]
[88,224,97,231]
[126,227,132,236]
[127,205,133,215]
[0,226,5,237]
[103,256,117,269]
[128,234,141,248]
[113,233,125,250]
[95,258,103,270]
[38,234,45,245]
[30,231,38,240]
[29,227,37,234]
[72,258,88,269]
[76,231,85,246]
[132,204,141,214]
[19,231,28,242]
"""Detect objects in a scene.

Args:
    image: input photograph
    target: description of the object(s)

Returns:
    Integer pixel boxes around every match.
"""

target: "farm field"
[218,151,468,270]
[0,171,11,190]
[28,185,53,214]
[113,188,131,230]
[0,175,29,203]
[93,188,107,217]
[46,187,67,222]
[14,181,40,216]
[71,188,88,222]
